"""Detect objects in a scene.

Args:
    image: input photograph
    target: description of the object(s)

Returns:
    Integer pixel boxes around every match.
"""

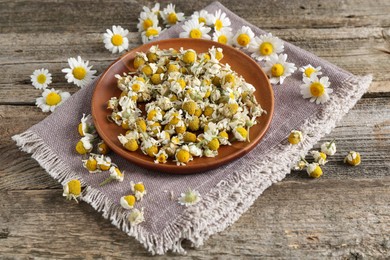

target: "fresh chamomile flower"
[75,133,95,155]
[35,88,70,113]
[161,3,185,27]
[120,195,136,210]
[310,150,327,165]
[249,33,284,61]
[103,25,129,54]
[99,166,124,186]
[178,188,201,207]
[300,64,322,78]
[300,75,333,104]
[141,26,162,44]
[179,19,211,40]
[78,114,95,137]
[263,53,297,84]
[137,11,159,32]
[191,10,212,26]
[63,179,82,203]
[128,208,145,226]
[212,28,233,45]
[232,26,255,48]
[62,56,97,88]
[130,181,147,201]
[321,140,337,156]
[30,68,52,89]
[344,151,361,166]
[306,163,323,178]
[288,130,303,145]
[211,9,231,31]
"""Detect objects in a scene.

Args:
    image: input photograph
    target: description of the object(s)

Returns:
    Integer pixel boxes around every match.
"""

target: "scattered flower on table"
[310,150,327,165]
[75,133,95,155]
[179,18,211,40]
[120,195,136,209]
[137,10,159,32]
[161,3,185,27]
[128,208,145,226]
[62,56,97,88]
[288,130,303,145]
[292,157,308,171]
[249,33,284,61]
[141,26,162,43]
[97,140,110,155]
[103,25,129,54]
[306,162,323,178]
[130,181,147,201]
[211,9,231,32]
[191,10,212,26]
[212,28,233,45]
[300,75,333,104]
[35,88,70,113]
[321,140,337,156]
[78,114,95,137]
[263,53,297,84]
[300,64,322,78]
[232,26,255,48]
[178,188,201,207]
[30,68,52,89]
[99,165,124,186]
[344,151,361,166]
[63,179,82,203]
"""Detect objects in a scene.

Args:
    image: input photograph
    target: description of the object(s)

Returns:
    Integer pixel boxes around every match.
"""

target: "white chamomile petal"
[61,56,97,88]
[212,28,233,45]
[161,3,185,27]
[178,189,201,207]
[35,88,70,113]
[128,208,145,226]
[300,75,333,104]
[232,26,255,48]
[179,19,211,40]
[249,33,284,61]
[263,53,297,84]
[211,9,231,31]
[30,68,52,89]
[299,64,322,78]
[321,141,337,156]
[103,25,129,54]
[191,10,213,26]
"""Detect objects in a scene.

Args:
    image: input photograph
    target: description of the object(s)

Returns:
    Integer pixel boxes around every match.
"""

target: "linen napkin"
[13,1,372,255]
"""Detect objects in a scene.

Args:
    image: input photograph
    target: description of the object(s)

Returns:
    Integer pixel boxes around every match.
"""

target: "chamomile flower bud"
[306,163,323,178]
[344,151,361,166]
[63,179,82,203]
[120,195,136,210]
[130,181,147,201]
[310,150,327,165]
[321,140,337,156]
[128,208,145,226]
[288,130,303,145]
[178,188,201,206]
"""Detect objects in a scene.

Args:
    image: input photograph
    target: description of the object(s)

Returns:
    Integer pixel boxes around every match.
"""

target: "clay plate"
[91,38,274,174]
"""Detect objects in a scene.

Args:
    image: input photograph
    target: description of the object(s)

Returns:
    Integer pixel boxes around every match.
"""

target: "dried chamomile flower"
[128,208,145,226]
[321,140,337,156]
[264,53,297,85]
[161,3,184,27]
[344,151,361,166]
[63,179,82,203]
[97,140,110,155]
[211,9,231,32]
[103,25,129,54]
[35,88,70,113]
[99,166,124,186]
[78,114,95,137]
[249,33,284,61]
[191,10,212,26]
[30,68,52,89]
[300,64,322,78]
[82,154,99,173]
[233,126,248,141]
[120,195,136,210]
[310,150,327,165]
[96,154,112,171]
[175,145,193,166]
[130,181,147,201]
[154,149,168,164]
[75,133,95,155]
[232,26,255,49]
[292,158,308,171]
[300,75,333,104]
[62,56,97,88]
[179,18,211,40]
[212,28,233,45]
[178,188,201,207]
[306,163,323,178]
[288,130,303,145]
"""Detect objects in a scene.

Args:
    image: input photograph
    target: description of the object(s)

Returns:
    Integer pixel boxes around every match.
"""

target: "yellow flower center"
[145,28,159,37]
[203,106,214,117]
[183,132,197,143]
[237,33,250,47]
[146,145,158,157]
[124,139,138,152]
[157,153,167,163]
[72,66,87,80]
[68,180,81,196]
[236,127,248,138]
[37,74,47,84]
[217,34,228,44]
[147,110,157,121]
[177,78,186,89]
[215,51,224,61]
[115,167,123,178]
[132,83,141,92]
[78,123,85,136]
[259,42,273,56]
[309,165,323,178]
[310,82,325,97]
[219,131,229,139]
[45,92,61,106]
[319,152,327,161]
[134,183,145,193]
[143,18,153,30]
[167,12,178,24]
[99,163,111,171]
[198,17,206,24]
[183,51,196,64]
[111,34,123,46]
[215,19,223,31]
[177,149,190,163]
[183,101,197,115]
[86,158,97,171]
[208,138,220,151]
[305,67,316,77]
[75,141,87,155]
[124,195,136,206]
[189,28,202,39]
[271,64,284,77]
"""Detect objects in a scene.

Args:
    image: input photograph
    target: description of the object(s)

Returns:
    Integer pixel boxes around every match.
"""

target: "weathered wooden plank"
[0,178,389,258]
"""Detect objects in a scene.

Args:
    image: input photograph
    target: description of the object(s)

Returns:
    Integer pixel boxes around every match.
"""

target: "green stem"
[99,177,113,187]
[327,139,336,149]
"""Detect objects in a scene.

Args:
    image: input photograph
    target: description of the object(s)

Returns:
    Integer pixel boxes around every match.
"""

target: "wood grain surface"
[1,0,389,258]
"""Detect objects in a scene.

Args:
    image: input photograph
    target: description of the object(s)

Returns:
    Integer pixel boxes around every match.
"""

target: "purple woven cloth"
[13,1,372,255]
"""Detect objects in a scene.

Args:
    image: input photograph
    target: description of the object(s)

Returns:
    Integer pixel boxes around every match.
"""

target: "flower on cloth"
[75,133,95,155]
[310,150,327,165]
[137,10,159,32]
[179,19,211,40]
[321,140,337,156]
[30,68,52,89]
[130,181,147,201]
[99,166,124,186]
[161,3,184,27]
[288,130,303,145]
[306,163,323,178]
[97,140,110,155]
[62,56,97,88]
[300,75,333,104]
[178,188,201,207]
[212,28,233,45]
[120,195,136,210]
[63,179,82,203]
[96,154,112,171]
[232,26,255,48]
[249,33,284,61]
[191,10,212,26]
[82,154,99,173]
[344,151,361,166]
[128,208,145,226]
[35,88,70,113]
[211,9,231,32]
[103,25,129,54]
[263,53,297,84]
[299,64,322,78]
[141,26,162,43]
[78,114,95,137]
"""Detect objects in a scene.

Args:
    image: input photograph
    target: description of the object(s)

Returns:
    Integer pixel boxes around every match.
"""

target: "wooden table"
[1,0,389,258]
